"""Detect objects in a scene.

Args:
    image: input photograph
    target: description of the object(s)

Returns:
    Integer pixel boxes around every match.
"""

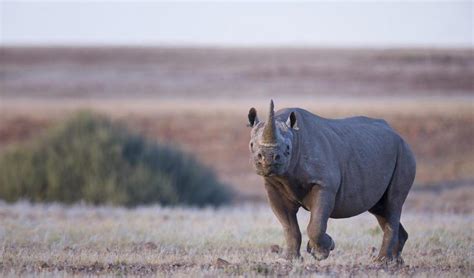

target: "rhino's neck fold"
[288,127,301,178]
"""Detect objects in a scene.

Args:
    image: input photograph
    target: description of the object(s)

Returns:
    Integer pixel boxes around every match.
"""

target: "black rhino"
[247,100,416,264]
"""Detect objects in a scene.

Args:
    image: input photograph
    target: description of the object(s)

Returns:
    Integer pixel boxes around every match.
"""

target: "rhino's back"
[275,107,398,144]
[276,108,404,218]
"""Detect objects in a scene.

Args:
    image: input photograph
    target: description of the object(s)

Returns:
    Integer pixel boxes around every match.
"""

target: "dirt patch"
[0,116,51,147]
[406,183,474,214]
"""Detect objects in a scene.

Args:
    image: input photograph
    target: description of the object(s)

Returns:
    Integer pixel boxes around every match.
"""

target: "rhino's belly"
[329,173,392,219]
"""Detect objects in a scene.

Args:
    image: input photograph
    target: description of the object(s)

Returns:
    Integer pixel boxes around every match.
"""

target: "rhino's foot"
[373,255,404,267]
[306,239,335,261]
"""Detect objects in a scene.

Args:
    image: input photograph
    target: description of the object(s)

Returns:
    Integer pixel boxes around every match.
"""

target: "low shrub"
[0,111,231,206]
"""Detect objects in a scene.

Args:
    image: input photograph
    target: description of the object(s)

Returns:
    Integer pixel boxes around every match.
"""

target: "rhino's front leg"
[306,188,336,261]
[265,182,301,259]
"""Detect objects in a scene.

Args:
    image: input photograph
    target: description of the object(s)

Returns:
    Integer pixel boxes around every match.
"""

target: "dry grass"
[0,202,472,276]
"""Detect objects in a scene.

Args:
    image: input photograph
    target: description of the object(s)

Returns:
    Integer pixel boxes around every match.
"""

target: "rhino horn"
[262,100,278,144]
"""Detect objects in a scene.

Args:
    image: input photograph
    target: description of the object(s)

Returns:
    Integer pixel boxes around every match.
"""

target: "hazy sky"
[1,1,472,47]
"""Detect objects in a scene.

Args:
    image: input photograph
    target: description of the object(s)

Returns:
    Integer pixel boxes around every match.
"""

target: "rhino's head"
[247,100,298,177]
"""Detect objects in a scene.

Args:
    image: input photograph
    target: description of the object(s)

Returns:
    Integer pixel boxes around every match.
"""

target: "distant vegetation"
[0,111,231,207]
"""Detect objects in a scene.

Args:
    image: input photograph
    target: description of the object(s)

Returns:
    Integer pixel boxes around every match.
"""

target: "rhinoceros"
[247,100,416,264]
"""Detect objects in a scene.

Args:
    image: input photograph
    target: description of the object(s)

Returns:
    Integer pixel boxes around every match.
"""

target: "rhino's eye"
[286,145,290,151]
[250,142,254,150]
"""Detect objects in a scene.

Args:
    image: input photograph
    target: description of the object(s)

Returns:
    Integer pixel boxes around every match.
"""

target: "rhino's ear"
[286,111,299,130]
[248,108,259,127]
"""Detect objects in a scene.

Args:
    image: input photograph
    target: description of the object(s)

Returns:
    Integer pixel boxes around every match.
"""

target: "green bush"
[0,111,231,207]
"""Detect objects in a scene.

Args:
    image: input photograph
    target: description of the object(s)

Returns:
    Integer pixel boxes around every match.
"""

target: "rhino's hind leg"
[369,142,415,265]
[369,183,411,264]
[397,223,408,256]
[369,210,406,264]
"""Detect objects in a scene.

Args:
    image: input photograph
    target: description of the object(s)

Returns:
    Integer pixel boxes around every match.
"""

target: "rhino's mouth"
[257,165,283,177]
[262,172,275,177]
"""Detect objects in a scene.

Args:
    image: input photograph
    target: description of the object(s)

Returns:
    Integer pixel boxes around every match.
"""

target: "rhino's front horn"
[262,100,278,145]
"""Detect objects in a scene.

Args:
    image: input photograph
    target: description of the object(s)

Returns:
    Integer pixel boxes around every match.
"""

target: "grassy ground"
[0,202,471,276]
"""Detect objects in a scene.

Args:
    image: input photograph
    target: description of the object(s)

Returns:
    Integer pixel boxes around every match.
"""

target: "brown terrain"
[0,47,473,276]
[1,47,473,98]
[1,47,473,208]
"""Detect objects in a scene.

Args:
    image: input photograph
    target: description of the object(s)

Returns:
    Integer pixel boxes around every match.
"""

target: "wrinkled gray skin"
[248,100,416,264]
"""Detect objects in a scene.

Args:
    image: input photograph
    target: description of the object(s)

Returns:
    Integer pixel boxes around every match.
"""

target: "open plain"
[0,47,473,276]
